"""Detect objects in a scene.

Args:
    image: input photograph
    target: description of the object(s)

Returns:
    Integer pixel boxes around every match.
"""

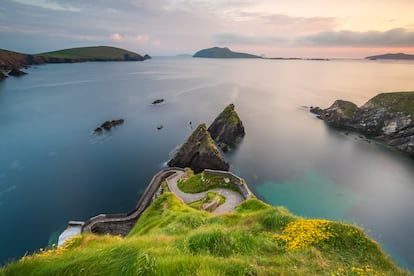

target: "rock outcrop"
[168,124,229,173]
[8,68,27,76]
[311,92,414,157]
[208,104,245,152]
[94,119,125,133]
[0,71,6,80]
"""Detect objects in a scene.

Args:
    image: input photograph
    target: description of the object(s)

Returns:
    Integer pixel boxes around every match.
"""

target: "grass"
[36,46,142,60]
[188,191,226,211]
[367,91,414,116]
[177,170,238,193]
[1,193,410,275]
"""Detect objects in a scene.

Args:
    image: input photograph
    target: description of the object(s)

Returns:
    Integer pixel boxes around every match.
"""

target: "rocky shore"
[311,92,414,157]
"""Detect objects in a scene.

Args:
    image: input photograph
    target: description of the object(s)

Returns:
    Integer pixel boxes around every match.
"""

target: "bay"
[0,58,413,270]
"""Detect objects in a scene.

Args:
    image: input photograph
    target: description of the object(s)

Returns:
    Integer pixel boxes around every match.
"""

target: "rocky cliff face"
[311,92,414,157]
[208,104,245,152]
[168,124,229,173]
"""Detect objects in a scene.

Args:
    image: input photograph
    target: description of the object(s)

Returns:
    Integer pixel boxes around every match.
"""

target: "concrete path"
[166,172,244,214]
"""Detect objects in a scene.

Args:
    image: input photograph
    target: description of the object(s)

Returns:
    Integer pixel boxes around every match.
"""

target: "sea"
[0,57,413,271]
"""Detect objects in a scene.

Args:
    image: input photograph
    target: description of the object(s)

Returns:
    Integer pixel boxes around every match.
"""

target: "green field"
[366,91,414,116]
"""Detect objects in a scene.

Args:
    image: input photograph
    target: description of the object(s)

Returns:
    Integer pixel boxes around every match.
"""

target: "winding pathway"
[166,171,244,214]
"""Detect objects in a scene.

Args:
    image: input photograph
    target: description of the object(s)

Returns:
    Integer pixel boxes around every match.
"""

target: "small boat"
[157,125,163,130]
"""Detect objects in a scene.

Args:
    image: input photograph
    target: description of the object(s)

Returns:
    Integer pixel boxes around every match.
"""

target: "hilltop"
[0,46,148,71]
[1,170,409,275]
[193,47,262,59]
[365,53,414,60]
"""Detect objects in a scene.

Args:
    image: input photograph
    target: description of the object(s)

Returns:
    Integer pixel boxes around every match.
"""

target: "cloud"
[213,33,286,45]
[302,28,414,47]
[136,35,150,43]
[110,33,123,42]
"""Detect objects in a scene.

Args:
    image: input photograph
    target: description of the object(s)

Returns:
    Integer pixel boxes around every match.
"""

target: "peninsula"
[1,167,408,275]
[0,46,149,71]
[193,47,262,59]
[311,91,414,157]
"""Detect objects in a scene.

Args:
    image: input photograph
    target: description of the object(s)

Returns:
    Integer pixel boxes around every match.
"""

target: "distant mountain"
[193,47,261,59]
[365,53,414,60]
[0,46,148,71]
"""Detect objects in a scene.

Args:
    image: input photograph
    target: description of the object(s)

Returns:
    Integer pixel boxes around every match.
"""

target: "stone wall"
[203,169,254,199]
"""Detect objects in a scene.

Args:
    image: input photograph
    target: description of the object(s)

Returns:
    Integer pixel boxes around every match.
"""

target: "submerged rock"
[168,124,229,173]
[95,119,124,133]
[152,99,164,105]
[8,68,27,76]
[311,92,414,157]
[208,104,245,152]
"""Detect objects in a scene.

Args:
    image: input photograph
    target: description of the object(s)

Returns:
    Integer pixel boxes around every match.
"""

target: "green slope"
[37,46,144,61]
[363,91,414,116]
[1,172,409,275]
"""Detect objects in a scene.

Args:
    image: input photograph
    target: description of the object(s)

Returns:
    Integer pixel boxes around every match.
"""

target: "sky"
[1,0,414,58]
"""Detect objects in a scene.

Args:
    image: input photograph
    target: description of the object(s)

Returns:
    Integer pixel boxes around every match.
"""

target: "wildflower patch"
[275,219,338,251]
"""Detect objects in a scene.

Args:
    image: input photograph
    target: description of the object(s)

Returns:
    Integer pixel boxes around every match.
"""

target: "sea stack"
[311,92,414,157]
[168,124,229,173]
[8,68,27,76]
[208,104,245,152]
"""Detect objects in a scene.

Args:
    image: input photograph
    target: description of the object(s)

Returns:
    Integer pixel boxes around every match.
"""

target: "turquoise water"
[0,58,414,270]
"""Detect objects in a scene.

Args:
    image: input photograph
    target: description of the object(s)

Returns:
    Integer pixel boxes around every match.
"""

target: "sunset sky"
[1,0,414,58]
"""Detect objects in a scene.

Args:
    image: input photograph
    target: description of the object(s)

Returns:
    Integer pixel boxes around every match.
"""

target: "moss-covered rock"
[311,92,414,157]
[168,124,229,173]
[208,104,245,151]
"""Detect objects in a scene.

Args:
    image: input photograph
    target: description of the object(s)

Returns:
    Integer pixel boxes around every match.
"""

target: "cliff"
[167,124,229,173]
[311,92,414,157]
[193,47,262,59]
[0,49,45,70]
[208,104,245,151]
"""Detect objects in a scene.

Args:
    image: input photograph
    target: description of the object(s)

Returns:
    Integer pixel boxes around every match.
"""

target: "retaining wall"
[203,169,254,199]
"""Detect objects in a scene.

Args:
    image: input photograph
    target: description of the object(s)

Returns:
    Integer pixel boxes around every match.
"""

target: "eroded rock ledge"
[208,104,245,152]
[311,92,414,157]
[168,124,229,173]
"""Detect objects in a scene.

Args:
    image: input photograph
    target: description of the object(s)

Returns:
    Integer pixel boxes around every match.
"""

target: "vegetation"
[1,192,409,275]
[366,91,414,117]
[37,46,143,61]
[188,191,226,211]
[177,170,238,193]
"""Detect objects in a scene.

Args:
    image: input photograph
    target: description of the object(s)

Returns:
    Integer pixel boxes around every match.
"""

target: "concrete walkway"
[166,171,244,214]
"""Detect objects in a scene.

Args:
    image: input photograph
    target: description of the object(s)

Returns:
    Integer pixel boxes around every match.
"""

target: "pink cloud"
[110,33,123,42]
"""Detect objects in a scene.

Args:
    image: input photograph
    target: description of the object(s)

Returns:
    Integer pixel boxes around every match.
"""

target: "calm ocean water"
[0,58,413,270]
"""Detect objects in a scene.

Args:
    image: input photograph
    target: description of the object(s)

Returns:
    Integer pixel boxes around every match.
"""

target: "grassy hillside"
[1,188,409,275]
[364,91,414,116]
[37,46,144,61]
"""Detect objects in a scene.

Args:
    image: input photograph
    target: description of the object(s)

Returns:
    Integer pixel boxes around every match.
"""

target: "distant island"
[193,47,262,59]
[0,46,150,72]
[365,53,414,60]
